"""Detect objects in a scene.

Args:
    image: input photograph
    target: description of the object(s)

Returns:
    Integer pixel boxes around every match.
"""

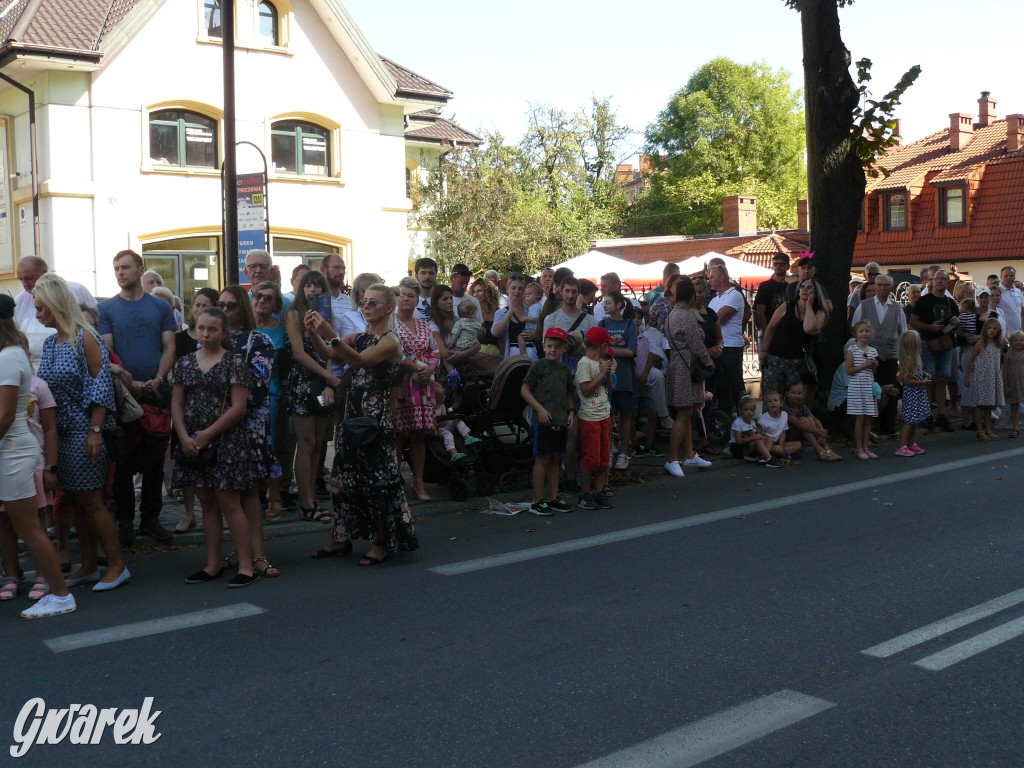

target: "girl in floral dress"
[965,317,1005,441]
[1003,330,1024,438]
[171,307,257,587]
[394,277,439,501]
[306,284,419,566]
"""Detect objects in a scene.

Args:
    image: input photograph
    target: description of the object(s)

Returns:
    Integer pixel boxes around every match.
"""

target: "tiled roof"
[591,231,809,269]
[405,110,482,146]
[855,117,1024,266]
[380,55,452,102]
[0,0,138,56]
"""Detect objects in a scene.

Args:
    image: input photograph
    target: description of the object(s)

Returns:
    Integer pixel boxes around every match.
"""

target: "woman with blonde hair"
[34,273,129,592]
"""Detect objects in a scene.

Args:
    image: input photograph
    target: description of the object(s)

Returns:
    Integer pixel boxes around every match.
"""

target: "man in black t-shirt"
[910,269,960,431]
[754,253,790,332]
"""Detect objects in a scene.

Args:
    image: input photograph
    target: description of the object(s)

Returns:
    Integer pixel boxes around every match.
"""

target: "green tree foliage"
[414,98,629,275]
[624,57,806,236]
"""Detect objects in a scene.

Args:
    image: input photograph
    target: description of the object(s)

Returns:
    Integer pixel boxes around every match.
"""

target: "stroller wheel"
[449,476,470,502]
[475,472,495,497]
[498,470,519,494]
[708,409,732,446]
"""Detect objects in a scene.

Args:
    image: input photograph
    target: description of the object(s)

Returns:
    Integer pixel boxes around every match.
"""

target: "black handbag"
[342,416,380,448]
[690,358,714,382]
[795,348,818,382]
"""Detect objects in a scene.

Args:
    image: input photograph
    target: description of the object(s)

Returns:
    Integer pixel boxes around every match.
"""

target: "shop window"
[149,110,218,168]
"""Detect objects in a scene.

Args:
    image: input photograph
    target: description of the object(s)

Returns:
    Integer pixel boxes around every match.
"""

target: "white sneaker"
[664,461,685,477]
[683,455,712,469]
[614,454,629,470]
[660,417,675,430]
[21,592,77,620]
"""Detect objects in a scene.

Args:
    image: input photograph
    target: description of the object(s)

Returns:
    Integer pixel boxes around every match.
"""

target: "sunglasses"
[217,301,239,310]
[252,293,274,303]
[362,299,382,309]
[799,285,816,292]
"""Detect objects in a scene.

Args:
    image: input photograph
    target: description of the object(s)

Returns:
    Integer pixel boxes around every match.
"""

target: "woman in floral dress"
[394,277,439,501]
[171,307,257,587]
[306,284,419,566]
[220,285,282,578]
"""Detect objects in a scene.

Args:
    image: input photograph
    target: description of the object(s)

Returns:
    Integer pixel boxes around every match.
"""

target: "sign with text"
[236,172,266,284]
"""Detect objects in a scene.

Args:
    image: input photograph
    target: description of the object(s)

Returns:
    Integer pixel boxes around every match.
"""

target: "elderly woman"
[663,278,715,477]
[394,276,439,501]
[34,274,130,592]
[760,277,829,398]
[306,283,419,566]
[903,284,922,323]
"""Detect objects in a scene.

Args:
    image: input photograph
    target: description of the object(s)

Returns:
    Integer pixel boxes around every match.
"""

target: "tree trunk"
[799,0,866,383]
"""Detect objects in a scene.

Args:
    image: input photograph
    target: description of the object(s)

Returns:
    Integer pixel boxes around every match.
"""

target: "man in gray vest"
[852,273,905,436]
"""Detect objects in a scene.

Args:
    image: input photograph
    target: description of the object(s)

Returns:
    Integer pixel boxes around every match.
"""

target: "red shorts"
[579,417,611,472]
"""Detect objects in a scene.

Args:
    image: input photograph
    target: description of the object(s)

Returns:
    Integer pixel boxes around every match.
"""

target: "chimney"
[893,118,902,145]
[797,199,810,231]
[616,164,632,184]
[978,91,997,127]
[722,195,757,236]
[950,113,974,151]
[1008,115,1024,152]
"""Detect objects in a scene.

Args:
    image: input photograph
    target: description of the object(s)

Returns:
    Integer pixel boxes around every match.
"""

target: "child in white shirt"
[729,395,773,464]
[757,391,802,466]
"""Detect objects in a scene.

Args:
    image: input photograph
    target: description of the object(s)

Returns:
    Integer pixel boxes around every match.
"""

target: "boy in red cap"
[575,327,615,510]
[520,327,576,515]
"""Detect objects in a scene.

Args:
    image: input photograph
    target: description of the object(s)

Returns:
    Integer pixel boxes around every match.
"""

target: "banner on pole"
[237,172,266,284]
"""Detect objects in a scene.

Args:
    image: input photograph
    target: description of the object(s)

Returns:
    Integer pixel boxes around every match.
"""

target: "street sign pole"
[221,0,238,286]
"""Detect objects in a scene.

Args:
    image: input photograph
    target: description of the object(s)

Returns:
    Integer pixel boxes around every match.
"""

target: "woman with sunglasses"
[760,278,829,397]
[251,281,287,521]
[284,271,337,523]
[217,286,282,578]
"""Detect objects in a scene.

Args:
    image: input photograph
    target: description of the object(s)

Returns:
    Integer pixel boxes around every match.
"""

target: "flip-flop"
[311,543,352,559]
[28,578,49,601]
[600,485,616,498]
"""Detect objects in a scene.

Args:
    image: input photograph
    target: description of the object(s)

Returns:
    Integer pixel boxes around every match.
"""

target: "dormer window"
[883,191,907,231]
[940,186,965,227]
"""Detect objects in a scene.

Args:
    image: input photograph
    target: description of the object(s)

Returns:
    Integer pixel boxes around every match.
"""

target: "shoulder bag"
[665,319,714,383]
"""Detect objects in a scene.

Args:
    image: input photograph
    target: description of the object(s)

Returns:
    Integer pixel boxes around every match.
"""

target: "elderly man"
[484,269,509,309]
[245,249,290,317]
[538,267,555,295]
[644,262,679,305]
[14,256,97,368]
[910,269,959,432]
[708,264,747,414]
[998,266,1024,334]
[852,274,906,436]
[593,272,622,323]
[846,262,880,327]
[754,253,789,332]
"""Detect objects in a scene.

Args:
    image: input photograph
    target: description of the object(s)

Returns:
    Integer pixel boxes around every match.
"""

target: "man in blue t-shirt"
[99,249,178,546]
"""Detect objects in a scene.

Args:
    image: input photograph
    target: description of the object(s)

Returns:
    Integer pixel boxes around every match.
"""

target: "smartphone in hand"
[315,293,332,322]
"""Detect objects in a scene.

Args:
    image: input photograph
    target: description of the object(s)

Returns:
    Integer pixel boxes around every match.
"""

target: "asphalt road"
[2,430,1024,767]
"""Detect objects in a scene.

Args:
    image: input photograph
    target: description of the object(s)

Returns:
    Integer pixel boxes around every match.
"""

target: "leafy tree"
[627,57,806,235]
[783,0,919,376]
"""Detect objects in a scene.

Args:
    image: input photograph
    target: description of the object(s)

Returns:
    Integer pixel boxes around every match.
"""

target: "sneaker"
[613,454,630,470]
[21,592,77,619]
[894,446,916,457]
[765,457,783,468]
[118,520,136,548]
[935,415,954,432]
[528,499,554,516]
[577,494,600,510]
[644,444,665,457]
[664,461,685,477]
[909,444,926,454]
[660,416,675,430]
[593,492,614,509]
[682,455,712,469]
[743,455,761,462]
[629,444,647,457]
[548,496,573,513]
[139,518,173,543]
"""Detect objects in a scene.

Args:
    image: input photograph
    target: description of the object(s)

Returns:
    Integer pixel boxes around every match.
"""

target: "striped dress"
[848,345,878,416]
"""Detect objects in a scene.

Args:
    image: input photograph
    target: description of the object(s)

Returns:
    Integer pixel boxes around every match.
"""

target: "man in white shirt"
[852,273,906,435]
[593,272,622,323]
[708,264,746,415]
[999,265,1024,334]
[450,263,482,321]
[283,263,309,303]
[414,257,437,321]
[15,255,97,368]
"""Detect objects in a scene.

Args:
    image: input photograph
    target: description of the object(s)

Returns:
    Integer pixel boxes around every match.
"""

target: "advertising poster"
[237,172,266,284]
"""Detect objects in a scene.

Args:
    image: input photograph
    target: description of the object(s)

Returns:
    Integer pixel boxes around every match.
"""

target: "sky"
[349,0,1023,163]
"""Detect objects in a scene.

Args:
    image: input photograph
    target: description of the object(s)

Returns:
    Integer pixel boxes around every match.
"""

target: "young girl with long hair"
[1003,330,1024,438]
[895,330,931,456]
[965,317,1005,441]
[845,320,879,460]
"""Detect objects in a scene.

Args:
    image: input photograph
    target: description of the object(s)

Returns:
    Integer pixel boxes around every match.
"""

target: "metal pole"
[222,1,238,285]
[0,71,40,257]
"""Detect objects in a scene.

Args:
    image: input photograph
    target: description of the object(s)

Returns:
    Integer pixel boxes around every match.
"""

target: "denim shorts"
[921,344,954,378]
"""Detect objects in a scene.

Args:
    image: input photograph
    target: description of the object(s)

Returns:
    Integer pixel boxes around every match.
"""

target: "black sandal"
[300,506,332,524]
[311,543,352,559]
[252,556,281,578]
[358,551,391,567]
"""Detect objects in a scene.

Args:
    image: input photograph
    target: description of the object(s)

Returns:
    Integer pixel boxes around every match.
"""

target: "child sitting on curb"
[729,395,773,463]
[757,391,802,467]
[783,380,842,462]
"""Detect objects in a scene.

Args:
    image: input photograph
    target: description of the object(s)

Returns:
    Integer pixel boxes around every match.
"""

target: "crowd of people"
[1,249,1021,619]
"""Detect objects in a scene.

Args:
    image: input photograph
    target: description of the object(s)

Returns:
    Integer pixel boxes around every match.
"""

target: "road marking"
[44,603,266,653]
[431,447,1024,576]
[861,586,1024,658]
[576,690,835,768]
[914,615,1024,671]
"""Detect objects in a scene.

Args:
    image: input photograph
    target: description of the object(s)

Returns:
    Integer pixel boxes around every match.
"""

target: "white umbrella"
[675,252,774,285]
[547,252,673,290]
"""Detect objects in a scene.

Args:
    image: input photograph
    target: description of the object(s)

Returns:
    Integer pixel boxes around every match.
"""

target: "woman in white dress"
[0,295,76,618]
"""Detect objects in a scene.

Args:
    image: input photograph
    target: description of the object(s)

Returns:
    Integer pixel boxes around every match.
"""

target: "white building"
[0,0,475,302]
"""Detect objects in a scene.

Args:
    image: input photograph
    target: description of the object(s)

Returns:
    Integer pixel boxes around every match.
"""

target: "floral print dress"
[171,353,253,491]
[329,330,418,554]
[285,326,330,416]
[395,318,438,433]
[231,328,282,480]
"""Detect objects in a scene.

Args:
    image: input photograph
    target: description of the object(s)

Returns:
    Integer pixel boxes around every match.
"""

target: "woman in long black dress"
[305,284,418,566]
